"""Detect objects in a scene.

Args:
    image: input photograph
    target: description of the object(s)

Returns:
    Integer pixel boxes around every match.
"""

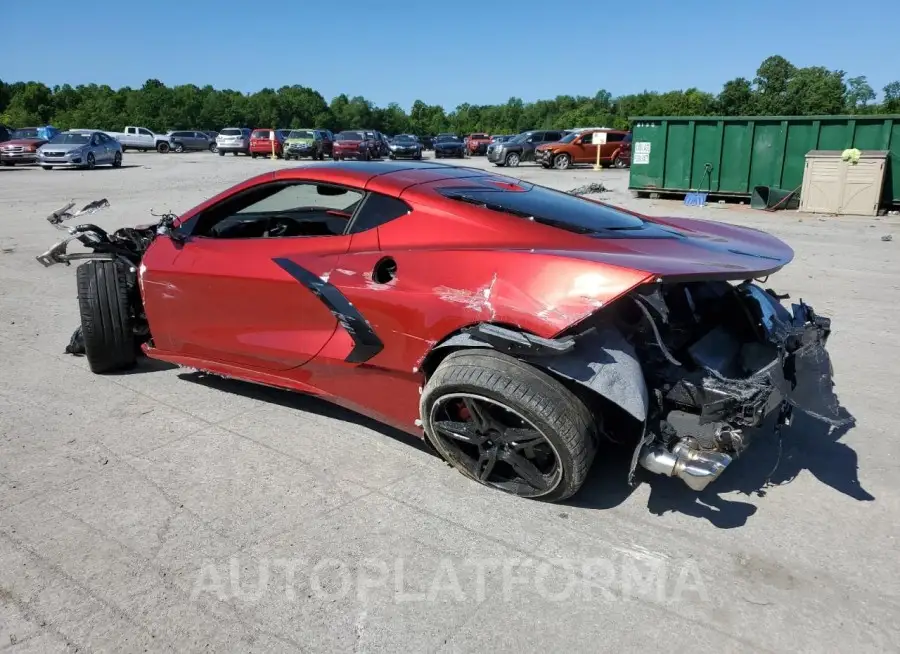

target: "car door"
[99,133,116,161]
[574,131,598,164]
[141,178,370,371]
[523,131,544,160]
[137,127,154,148]
[602,131,625,163]
[88,132,106,163]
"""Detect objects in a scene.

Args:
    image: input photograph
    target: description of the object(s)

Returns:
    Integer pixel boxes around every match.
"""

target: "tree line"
[1,55,898,137]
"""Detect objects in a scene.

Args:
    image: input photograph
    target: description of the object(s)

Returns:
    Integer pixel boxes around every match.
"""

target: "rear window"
[437,182,645,234]
[251,130,270,138]
[336,131,363,141]
[471,134,489,140]
[220,128,243,136]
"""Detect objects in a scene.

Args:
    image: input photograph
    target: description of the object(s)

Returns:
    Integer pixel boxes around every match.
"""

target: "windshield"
[220,128,243,136]
[288,130,315,139]
[509,132,532,144]
[558,132,579,144]
[438,183,646,234]
[251,130,270,138]
[435,135,459,143]
[336,131,363,141]
[11,128,40,139]
[470,134,489,140]
[393,135,416,143]
[49,133,90,145]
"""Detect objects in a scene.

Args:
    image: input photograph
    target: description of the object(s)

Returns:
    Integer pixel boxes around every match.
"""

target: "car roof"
[271,161,519,197]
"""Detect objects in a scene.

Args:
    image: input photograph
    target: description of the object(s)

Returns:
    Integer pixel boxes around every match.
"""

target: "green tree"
[1,55,895,137]
[717,77,755,115]
[845,75,876,112]
[754,55,796,114]
[881,81,900,113]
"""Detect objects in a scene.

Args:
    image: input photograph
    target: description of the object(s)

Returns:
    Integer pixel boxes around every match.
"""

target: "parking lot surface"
[1,152,898,652]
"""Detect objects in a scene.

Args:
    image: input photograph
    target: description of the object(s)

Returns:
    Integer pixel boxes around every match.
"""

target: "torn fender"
[431,324,648,422]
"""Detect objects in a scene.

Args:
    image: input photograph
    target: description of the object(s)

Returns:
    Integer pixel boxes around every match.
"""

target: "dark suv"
[168,131,216,153]
[486,129,568,167]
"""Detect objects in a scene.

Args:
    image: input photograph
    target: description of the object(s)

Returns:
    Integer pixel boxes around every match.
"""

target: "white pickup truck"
[104,126,173,153]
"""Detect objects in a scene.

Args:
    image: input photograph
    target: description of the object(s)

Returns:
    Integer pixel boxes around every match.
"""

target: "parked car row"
[486,128,632,170]
[1,122,631,171]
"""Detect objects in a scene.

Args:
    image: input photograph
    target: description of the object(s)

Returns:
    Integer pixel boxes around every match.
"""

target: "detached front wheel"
[421,349,597,502]
[75,261,137,374]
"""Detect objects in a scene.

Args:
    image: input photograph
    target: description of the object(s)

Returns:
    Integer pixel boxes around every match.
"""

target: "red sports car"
[36,162,844,502]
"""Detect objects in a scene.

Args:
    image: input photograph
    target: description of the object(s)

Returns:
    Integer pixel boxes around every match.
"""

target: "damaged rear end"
[561,278,845,491]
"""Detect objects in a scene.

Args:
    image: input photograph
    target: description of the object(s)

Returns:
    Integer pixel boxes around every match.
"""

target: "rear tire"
[113,151,122,168]
[421,349,597,502]
[42,166,52,170]
[613,155,627,169]
[75,261,137,374]
[218,149,225,156]
[504,152,520,167]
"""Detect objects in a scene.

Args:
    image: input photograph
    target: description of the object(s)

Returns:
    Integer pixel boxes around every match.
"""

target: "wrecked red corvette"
[37,162,846,502]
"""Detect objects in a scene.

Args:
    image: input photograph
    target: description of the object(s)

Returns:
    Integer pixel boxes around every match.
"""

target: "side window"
[545,131,563,142]
[606,133,624,143]
[580,132,594,145]
[99,133,111,144]
[191,182,365,240]
[91,133,101,146]
[138,128,152,136]
[349,193,411,234]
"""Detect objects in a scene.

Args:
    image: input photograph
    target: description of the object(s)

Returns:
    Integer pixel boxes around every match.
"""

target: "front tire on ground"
[75,261,137,374]
[157,142,170,153]
[553,153,572,170]
[421,349,597,502]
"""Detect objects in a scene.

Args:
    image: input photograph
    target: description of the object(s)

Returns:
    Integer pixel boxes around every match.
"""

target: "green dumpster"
[628,114,900,206]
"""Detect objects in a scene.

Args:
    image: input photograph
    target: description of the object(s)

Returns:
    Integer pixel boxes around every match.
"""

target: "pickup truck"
[104,126,173,153]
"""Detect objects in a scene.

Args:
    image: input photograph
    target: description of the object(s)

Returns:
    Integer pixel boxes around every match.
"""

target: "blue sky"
[4,0,898,109]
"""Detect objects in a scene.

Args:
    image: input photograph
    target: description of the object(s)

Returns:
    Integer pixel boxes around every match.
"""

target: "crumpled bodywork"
[428,278,846,492]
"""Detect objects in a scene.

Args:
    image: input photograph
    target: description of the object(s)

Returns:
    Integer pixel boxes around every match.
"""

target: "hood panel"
[539,217,794,280]
[3,138,46,147]
[42,143,86,152]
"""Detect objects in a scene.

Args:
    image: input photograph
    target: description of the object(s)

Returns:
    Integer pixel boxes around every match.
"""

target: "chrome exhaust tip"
[639,441,732,491]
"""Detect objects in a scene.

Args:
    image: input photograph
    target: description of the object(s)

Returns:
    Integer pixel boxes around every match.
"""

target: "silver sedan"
[37,130,123,170]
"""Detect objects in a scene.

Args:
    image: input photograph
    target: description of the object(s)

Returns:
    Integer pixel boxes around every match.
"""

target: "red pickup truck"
[466,133,491,155]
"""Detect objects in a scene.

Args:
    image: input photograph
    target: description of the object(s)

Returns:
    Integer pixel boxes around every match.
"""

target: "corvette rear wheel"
[422,350,596,501]
[75,260,137,374]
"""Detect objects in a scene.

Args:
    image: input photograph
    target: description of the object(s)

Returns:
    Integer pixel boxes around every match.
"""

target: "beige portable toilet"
[799,150,888,216]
